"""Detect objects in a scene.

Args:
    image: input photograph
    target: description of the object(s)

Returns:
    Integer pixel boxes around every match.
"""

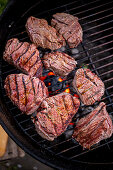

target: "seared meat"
[72,68,105,105]
[3,38,42,78]
[73,102,113,149]
[25,16,66,50]
[51,13,83,48]
[4,74,49,115]
[34,92,80,141]
[43,51,77,77]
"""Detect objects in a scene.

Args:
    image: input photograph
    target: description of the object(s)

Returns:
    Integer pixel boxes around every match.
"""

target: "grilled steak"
[43,51,77,77]
[25,16,66,50]
[51,13,83,48]
[4,73,49,115]
[73,102,113,149]
[72,68,105,105]
[3,38,42,78]
[34,92,80,141]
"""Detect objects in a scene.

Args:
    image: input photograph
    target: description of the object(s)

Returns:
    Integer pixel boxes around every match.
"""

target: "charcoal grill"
[0,0,113,169]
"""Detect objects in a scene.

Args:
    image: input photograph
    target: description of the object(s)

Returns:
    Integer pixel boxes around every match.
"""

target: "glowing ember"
[66,84,69,87]
[69,123,74,125]
[48,82,51,86]
[40,75,47,81]
[74,94,79,98]
[58,78,63,82]
[64,88,70,93]
[48,72,55,76]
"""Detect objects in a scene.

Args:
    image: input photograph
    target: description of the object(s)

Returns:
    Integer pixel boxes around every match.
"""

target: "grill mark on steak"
[62,96,69,116]
[82,118,106,145]
[41,111,58,136]
[7,39,14,48]
[31,78,35,95]
[7,76,12,97]
[75,104,105,134]
[10,42,24,57]
[29,56,41,70]
[15,44,30,64]
[22,75,27,106]
[15,75,19,103]
[23,51,36,65]
[52,96,64,130]
[87,89,102,101]
[53,17,69,26]
[33,64,42,77]
[84,69,97,87]
[81,85,94,95]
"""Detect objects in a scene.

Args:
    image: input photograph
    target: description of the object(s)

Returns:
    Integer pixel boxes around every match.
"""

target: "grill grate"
[1,0,113,164]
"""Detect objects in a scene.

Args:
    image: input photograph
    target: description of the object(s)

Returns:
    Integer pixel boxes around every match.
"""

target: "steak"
[51,13,83,48]
[72,102,113,149]
[4,73,49,115]
[25,16,66,50]
[72,68,105,105]
[43,51,77,77]
[3,38,42,78]
[34,92,80,141]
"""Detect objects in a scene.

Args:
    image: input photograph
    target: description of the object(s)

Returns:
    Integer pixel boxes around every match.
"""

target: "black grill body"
[0,0,113,169]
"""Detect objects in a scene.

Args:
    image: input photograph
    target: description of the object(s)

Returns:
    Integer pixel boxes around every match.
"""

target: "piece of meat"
[51,13,83,48]
[43,51,77,77]
[3,38,42,78]
[4,73,49,115]
[34,92,80,141]
[72,68,105,105]
[72,102,113,149]
[25,16,66,50]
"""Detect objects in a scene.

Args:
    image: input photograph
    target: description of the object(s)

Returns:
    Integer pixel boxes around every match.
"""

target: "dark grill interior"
[0,0,113,165]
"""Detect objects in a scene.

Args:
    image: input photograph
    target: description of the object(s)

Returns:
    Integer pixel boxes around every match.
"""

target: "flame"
[58,78,63,82]
[48,72,55,76]
[64,88,70,93]
[40,75,47,81]
[48,82,51,86]
[74,94,79,98]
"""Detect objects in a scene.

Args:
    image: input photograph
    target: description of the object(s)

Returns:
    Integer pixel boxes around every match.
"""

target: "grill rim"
[0,0,113,169]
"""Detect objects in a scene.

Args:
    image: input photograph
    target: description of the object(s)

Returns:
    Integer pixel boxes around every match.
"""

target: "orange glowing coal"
[64,88,70,93]
[48,72,55,76]
[48,82,51,86]
[58,78,63,82]
[69,122,74,125]
[40,75,47,81]
[74,94,79,98]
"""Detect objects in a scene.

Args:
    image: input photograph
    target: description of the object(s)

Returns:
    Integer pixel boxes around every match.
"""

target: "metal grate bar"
[82,13,113,26]
[84,20,113,32]
[85,27,113,38]
[103,77,113,83]
[88,55,113,66]
[84,33,113,45]
[92,62,113,72]
[87,40,113,51]
[80,6,113,21]
[69,138,113,160]
[100,70,113,77]
[72,1,113,16]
